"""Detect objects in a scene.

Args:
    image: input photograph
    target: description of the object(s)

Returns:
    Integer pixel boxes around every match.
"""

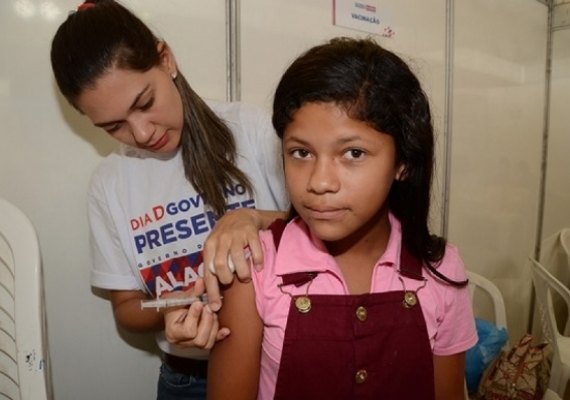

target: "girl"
[50,1,287,398]
[207,37,477,400]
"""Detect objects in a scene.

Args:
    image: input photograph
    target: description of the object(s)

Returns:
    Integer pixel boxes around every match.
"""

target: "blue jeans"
[157,362,207,400]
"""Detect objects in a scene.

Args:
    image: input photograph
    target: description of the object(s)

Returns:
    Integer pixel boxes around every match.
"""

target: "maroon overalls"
[269,220,435,400]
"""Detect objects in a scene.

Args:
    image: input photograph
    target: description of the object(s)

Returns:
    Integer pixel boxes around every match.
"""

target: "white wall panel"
[451,0,547,341]
[543,28,570,238]
[0,1,225,399]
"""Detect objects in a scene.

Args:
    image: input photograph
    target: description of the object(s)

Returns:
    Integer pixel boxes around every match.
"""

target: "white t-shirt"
[87,101,288,358]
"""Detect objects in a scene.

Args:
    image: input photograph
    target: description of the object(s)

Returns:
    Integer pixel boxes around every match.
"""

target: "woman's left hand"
[202,208,286,311]
[163,279,230,349]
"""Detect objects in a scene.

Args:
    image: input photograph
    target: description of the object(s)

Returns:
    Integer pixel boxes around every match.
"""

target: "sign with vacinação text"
[332,0,395,38]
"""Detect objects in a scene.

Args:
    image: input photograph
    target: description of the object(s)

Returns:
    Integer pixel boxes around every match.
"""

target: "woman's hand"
[203,208,286,311]
[163,279,230,349]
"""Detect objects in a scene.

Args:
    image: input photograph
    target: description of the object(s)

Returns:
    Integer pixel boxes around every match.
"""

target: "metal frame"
[441,0,455,237]
[226,0,240,102]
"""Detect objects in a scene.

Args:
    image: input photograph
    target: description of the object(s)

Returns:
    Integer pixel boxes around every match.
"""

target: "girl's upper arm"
[433,352,466,400]
[207,277,263,400]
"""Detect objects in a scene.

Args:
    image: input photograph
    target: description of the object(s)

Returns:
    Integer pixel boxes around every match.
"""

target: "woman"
[50,1,287,398]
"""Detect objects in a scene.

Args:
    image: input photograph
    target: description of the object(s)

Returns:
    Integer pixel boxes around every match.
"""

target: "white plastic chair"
[467,270,508,331]
[544,388,563,399]
[562,229,570,258]
[0,198,52,399]
[529,257,570,398]
[539,229,570,336]
[464,270,508,399]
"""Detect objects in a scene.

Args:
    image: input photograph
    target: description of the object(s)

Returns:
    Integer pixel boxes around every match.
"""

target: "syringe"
[141,295,207,311]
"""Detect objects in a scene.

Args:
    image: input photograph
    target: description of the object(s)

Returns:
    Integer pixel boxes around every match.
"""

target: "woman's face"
[75,49,184,153]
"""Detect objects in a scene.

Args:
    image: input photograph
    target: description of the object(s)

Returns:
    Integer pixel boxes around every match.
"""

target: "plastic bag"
[465,318,509,394]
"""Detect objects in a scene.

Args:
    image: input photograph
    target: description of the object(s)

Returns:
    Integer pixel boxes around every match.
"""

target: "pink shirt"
[252,214,477,400]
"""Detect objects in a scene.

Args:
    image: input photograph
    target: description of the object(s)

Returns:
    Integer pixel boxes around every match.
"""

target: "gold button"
[355,369,368,384]
[295,296,311,313]
[403,291,417,308]
[355,306,367,321]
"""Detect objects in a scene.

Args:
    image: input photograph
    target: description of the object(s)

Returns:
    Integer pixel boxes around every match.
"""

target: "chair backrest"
[529,258,569,377]
[529,258,570,394]
[530,258,570,398]
[540,229,570,334]
[544,388,563,400]
[0,198,51,399]
[466,270,508,330]
[561,229,570,257]
[464,271,509,398]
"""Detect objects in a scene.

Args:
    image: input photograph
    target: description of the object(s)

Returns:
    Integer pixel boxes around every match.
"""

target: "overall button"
[295,296,311,313]
[403,291,417,308]
[355,306,367,321]
[355,369,368,384]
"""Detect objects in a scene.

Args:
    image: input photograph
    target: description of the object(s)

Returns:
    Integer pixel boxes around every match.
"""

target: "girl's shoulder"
[258,219,286,257]
[436,243,468,282]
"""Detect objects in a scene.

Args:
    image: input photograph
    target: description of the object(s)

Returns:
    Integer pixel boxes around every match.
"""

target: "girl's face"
[283,102,402,249]
[75,47,184,154]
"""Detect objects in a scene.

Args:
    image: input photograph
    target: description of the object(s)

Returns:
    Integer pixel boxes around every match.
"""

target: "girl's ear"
[157,41,178,79]
[395,164,407,181]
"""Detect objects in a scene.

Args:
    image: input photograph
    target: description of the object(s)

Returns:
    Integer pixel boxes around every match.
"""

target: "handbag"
[476,333,553,400]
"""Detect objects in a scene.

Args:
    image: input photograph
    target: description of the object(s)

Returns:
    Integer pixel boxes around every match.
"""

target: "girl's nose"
[307,159,340,194]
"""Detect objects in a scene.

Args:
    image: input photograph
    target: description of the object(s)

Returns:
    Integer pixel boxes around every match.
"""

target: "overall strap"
[400,244,469,287]
[399,246,425,281]
[268,218,288,249]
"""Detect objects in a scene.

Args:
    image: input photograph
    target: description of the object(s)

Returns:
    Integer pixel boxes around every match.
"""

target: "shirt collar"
[273,213,403,276]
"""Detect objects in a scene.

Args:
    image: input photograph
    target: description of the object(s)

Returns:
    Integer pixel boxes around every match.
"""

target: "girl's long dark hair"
[273,37,460,283]
[50,0,251,217]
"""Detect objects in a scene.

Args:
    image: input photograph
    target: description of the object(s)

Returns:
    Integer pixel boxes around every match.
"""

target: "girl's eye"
[290,148,311,159]
[139,98,155,111]
[345,149,365,160]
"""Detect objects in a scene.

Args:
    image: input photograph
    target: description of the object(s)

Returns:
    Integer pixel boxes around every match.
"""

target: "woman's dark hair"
[272,37,447,270]
[50,0,251,217]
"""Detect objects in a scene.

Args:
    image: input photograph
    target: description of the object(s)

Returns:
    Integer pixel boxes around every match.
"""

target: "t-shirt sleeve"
[432,246,478,356]
[244,104,289,211]
[88,171,142,291]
